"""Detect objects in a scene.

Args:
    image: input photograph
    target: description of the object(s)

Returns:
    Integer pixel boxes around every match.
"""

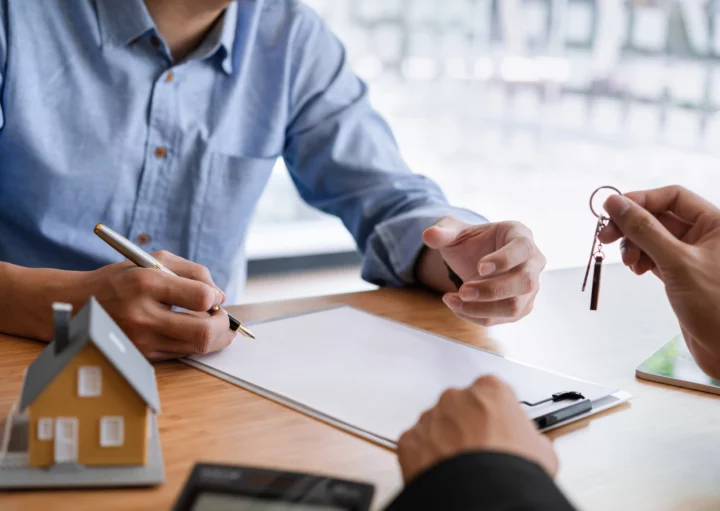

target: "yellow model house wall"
[27,344,149,467]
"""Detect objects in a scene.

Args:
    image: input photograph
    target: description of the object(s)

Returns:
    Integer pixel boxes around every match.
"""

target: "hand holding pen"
[95,224,254,338]
[82,224,253,361]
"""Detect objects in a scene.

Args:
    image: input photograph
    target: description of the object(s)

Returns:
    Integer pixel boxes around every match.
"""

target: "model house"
[18,298,160,468]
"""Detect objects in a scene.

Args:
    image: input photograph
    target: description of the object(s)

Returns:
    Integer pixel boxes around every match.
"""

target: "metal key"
[581,216,608,292]
[583,186,622,311]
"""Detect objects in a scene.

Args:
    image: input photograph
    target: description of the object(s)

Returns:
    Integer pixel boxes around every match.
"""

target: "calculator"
[172,463,374,511]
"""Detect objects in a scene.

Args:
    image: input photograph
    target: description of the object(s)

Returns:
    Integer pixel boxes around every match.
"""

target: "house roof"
[19,297,160,413]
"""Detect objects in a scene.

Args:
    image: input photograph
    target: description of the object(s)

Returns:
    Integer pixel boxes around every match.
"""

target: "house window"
[78,366,102,397]
[37,418,54,441]
[100,416,124,447]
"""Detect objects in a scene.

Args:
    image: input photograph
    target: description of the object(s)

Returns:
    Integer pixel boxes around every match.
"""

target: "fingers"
[153,250,226,303]
[156,273,222,312]
[154,309,236,354]
[632,253,655,275]
[400,376,560,484]
[144,351,185,362]
[600,210,693,245]
[398,407,441,483]
[603,195,687,267]
[458,263,539,302]
[124,269,222,312]
[445,260,540,324]
[625,186,717,224]
[622,241,657,274]
[422,216,469,250]
[477,224,537,276]
[598,220,622,244]
[131,308,236,358]
[610,210,693,275]
[450,310,500,327]
[397,429,425,483]
[444,293,529,319]
[134,333,196,359]
[471,374,516,401]
[620,238,641,267]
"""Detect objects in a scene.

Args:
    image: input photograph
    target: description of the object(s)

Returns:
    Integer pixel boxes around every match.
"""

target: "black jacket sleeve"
[385,452,577,511]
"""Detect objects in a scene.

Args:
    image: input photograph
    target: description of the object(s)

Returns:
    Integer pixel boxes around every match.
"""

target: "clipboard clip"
[521,391,593,429]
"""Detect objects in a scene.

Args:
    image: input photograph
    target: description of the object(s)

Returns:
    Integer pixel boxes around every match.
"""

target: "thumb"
[422,216,466,250]
[603,195,685,267]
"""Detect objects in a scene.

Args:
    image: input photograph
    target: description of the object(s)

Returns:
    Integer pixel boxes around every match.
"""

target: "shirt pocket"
[192,152,276,286]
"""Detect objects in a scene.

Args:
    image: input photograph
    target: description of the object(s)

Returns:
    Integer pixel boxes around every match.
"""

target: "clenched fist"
[397,375,558,483]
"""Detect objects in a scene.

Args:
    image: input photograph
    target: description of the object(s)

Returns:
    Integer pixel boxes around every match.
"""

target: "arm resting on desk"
[0,262,93,341]
[386,452,577,511]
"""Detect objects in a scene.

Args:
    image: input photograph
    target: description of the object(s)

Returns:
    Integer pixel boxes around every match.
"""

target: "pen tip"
[236,324,256,339]
[94,223,103,234]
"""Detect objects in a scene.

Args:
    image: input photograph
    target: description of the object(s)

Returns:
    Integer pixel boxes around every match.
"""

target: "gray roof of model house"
[19,297,160,413]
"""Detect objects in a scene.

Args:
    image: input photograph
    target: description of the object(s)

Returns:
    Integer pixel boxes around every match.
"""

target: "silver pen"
[94,223,255,339]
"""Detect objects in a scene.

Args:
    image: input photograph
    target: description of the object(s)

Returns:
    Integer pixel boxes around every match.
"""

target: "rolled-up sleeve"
[282,5,485,286]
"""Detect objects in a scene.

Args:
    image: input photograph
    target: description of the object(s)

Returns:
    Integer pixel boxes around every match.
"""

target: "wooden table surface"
[2,264,720,510]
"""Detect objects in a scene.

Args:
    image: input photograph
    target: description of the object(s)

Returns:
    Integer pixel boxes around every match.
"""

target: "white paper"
[188,307,621,444]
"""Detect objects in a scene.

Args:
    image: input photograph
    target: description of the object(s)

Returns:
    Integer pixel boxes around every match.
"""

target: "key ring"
[582,186,622,310]
[589,186,622,218]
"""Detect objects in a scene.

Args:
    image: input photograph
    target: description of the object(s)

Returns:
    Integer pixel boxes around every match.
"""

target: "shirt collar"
[186,1,239,75]
[219,1,239,74]
[96,0,240,75]
[95,0,155,47]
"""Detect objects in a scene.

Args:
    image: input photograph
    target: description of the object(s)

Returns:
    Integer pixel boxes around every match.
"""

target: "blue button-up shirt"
[0,0,483,302]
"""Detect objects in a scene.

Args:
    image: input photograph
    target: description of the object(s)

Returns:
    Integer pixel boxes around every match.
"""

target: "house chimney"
[53,302,73,355]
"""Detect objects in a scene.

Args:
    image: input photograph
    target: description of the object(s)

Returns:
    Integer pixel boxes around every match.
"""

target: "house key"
[582,186,622,310]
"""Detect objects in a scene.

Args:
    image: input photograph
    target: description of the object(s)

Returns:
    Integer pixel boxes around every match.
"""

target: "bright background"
[243,0,720,302]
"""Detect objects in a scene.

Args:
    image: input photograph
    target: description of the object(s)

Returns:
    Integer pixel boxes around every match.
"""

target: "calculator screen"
[191,492,345,511]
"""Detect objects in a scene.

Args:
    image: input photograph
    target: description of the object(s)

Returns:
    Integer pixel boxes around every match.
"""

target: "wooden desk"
[2,265,720,510]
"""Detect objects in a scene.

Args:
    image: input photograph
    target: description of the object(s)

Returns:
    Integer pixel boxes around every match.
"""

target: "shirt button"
[136,233,151,245]
[151,36,161,47]
[165,71,174,83]
[154,146,167,159]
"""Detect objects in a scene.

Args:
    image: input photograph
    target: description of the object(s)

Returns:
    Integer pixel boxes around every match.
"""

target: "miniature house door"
[54,417,78,463]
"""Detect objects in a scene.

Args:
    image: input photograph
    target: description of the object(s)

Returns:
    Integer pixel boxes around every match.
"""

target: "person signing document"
[0,0,545,359]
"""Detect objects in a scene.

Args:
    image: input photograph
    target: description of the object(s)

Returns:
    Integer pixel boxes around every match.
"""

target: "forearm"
[0,262,94,341]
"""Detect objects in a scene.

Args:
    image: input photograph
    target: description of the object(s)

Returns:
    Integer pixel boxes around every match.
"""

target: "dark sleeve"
[385,452,577,511]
